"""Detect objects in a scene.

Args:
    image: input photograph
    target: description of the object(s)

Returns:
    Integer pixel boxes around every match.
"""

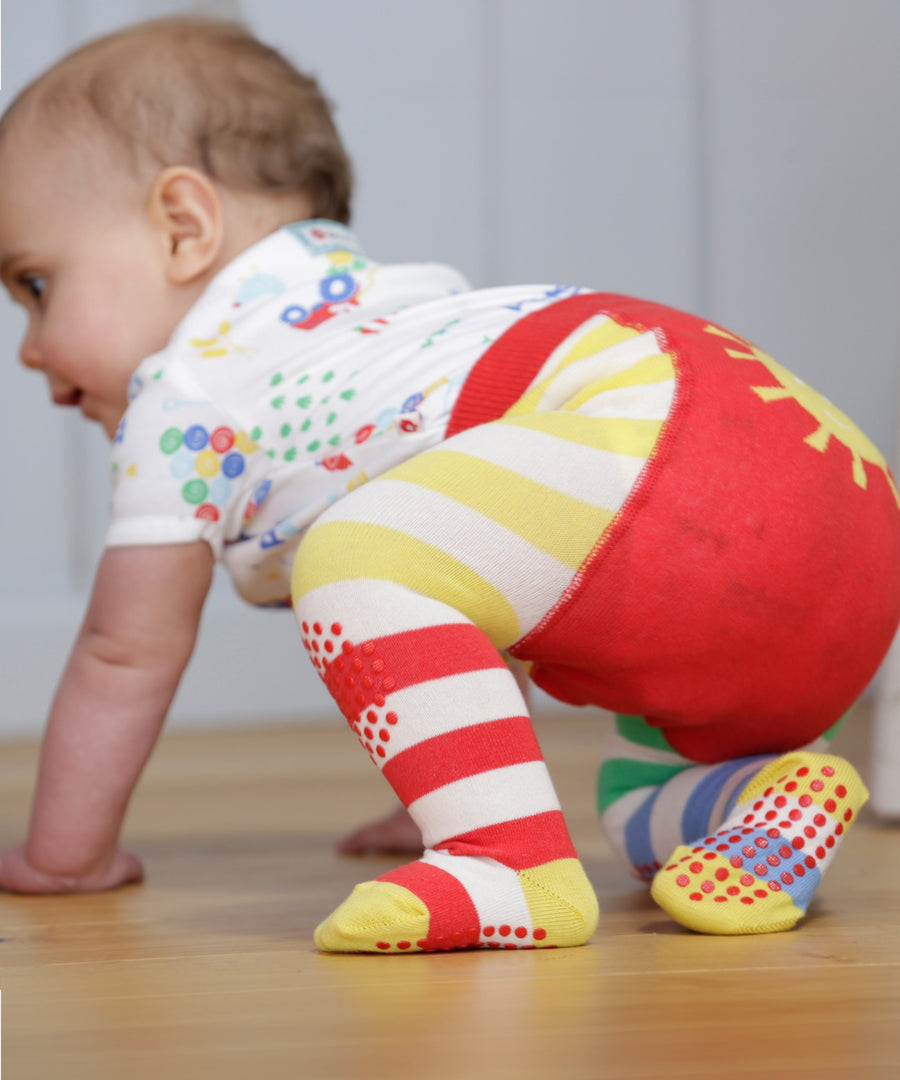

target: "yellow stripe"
[499,411,663,458]
[561,318,642,365]
[561,356,675,414]
[575,351,675,395]
[505,319,641,418]
[387,450,614,569]
[292,520,521,646]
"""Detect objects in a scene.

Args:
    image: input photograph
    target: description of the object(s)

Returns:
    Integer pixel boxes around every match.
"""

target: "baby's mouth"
[52,389,83,408]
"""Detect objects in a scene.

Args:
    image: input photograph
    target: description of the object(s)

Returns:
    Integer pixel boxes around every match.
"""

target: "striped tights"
[291,311,869,949]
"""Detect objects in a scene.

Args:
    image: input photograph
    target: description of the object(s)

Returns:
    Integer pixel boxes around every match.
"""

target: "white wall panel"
[492,0,698,309]
[0,1,85,600]
[250,0,491,280]
[705,0,900,457]
[0,1,899,736]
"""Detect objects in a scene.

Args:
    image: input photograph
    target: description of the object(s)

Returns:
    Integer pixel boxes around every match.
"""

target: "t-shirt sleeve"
[105,367,261,556]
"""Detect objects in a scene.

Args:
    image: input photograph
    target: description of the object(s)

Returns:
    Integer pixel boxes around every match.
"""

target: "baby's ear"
[148,167,223,285]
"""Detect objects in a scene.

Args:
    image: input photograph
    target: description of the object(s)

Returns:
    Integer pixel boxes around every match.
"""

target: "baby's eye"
[18,275,46,301]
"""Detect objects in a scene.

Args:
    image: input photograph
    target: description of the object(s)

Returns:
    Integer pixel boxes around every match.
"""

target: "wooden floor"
[0,705,897,1079]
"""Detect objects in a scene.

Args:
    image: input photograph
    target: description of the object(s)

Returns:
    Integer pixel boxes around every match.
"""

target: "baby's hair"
[0,16,353,223]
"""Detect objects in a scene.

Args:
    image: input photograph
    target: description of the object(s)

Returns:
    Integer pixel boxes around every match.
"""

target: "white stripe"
[801,734,833,754]
[370,667,529,765]
[709,759,774,831]
[531,331,664,412]
[647,764,716,864]
[600,786,657,869]
[601,732,692,770]
[645,759,775,863]
[574,379,676,421]
[515,313,615,390]
[296,577,467,644]
[421,851,532,935]
[410,761,561,847]
[317,477,574,635]
[447,420,648,508]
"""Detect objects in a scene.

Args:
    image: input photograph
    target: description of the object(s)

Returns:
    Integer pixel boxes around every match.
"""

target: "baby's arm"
[0,541,213,893]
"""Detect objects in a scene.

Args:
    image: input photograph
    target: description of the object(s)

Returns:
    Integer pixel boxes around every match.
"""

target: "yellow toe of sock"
[651,752,867,936]
[314,880,431,953]
[651,847,805,935]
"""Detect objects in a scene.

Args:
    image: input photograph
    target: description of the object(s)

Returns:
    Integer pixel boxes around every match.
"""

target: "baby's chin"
[78,397,124,440]
[99,411,127,440]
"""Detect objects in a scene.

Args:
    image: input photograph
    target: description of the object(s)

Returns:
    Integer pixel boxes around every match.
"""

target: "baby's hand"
[0,844,144,894]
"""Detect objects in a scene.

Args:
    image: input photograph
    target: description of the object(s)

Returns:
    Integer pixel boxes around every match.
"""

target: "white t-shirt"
[107,220,585,605]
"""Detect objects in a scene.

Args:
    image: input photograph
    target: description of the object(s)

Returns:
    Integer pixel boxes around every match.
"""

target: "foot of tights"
[315,851,599,953]
[650,752,867,934]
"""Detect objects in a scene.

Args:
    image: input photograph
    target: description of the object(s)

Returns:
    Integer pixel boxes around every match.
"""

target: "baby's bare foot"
[336,806,424,856]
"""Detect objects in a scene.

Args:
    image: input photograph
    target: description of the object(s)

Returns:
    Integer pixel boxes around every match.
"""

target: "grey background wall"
[1,0,899,735]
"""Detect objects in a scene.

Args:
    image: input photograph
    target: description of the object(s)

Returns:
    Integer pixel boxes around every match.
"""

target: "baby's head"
[0,16,352,437]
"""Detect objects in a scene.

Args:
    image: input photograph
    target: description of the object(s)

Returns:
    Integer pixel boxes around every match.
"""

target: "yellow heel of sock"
[517,859,600,949]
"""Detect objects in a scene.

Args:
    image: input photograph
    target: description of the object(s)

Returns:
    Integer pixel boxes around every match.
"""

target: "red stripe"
[373,623,506,691]
[322,622,507,724]
[382,715,543,805]
[436,810,577,870]
[446,293,611,437]
[379,860,481,950]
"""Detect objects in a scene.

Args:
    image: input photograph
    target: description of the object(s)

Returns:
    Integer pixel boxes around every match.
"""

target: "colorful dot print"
[260,367,363,464]
[195,451,219,477]
[159,424,257,521]
[184,425,209,451]
[160,428,182,454]
[182,479,208,505]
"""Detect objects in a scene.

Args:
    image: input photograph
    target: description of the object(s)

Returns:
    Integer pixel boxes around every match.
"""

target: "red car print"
[281,273,361,331]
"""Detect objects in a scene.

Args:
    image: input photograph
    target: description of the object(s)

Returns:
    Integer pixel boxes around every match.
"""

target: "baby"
[1,16,897,954]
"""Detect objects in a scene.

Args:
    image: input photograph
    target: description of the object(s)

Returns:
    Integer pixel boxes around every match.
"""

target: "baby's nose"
[19,336,44,372]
